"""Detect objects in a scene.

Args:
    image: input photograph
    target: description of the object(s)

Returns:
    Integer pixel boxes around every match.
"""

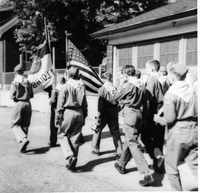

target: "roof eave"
[0,16,18,38]
[91,8,197,39]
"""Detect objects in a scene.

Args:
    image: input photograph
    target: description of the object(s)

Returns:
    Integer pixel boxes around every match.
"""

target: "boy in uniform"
[141,59,166,173]
[154,63,198,191]
[49,77,66,147]
[10,64,34,153]
[113,65,154,186]
[91,72,123,158]
[55,67,88,172]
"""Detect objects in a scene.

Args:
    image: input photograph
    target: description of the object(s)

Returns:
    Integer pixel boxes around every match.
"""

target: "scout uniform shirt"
[162,80,197,125]
[145,72,167,104]
[97,80,117,125]
[56,79,88,120]
[10,74,34,102]
[114,77,148,119]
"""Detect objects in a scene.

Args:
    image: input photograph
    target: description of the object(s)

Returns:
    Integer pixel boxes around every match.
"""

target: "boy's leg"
[165,124,196,191]
[108,117,123,158]
[50,106,58,146]
[125,123,149,174]
[91,119,107,154]
[11,102,28,144]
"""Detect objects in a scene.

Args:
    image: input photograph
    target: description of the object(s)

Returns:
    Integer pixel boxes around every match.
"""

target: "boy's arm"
[55,87,66,127]
[114,85,129,102]
[154,93,176,126]
[145,76,154,101]
[82,94,88,120]
[163,94,176,124]
[10,81,18,101]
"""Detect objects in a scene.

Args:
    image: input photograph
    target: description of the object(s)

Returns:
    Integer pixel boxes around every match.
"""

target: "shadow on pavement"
[25,146,50,154]
[75,155,117,173]
[82,131,114,143]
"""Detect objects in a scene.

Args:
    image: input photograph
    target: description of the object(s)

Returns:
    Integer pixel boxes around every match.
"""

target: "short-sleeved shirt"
[163,81,198,124]
[10,75,34,102]
[145,73,167,104]
[56,79,88,118]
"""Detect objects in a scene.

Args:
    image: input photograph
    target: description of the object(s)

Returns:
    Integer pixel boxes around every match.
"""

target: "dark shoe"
[91,150,100,156]
[20,138,29,153]
[48,142,57,147]
[139,174,154,186]
[67,156,77,172]
[114,163,126,174]
[116,154,121,160]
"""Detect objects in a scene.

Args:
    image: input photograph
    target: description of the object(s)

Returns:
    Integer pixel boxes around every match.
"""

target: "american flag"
[66,38,103,93]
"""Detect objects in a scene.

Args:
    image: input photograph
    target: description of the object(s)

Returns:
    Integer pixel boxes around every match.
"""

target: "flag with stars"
[66,38,103,93]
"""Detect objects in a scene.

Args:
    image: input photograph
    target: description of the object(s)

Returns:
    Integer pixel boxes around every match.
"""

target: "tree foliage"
[9,0,169,67]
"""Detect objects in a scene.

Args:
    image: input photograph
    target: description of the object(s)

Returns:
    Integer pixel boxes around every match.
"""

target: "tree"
[10,0,169,68]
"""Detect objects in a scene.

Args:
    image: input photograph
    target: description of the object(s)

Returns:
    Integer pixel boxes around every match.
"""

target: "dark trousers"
[141,103,165,159]
[50,105,58,145]
[92,108,122,156]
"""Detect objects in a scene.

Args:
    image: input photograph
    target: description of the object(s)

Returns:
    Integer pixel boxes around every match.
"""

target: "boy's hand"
[154,114,166,126]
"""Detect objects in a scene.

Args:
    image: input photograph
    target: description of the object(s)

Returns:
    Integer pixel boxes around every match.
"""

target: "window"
[160,40,179,66]
[137,44,153,69]
[186,37,197,66]
[22,51,32,71]
[118,47,132,68]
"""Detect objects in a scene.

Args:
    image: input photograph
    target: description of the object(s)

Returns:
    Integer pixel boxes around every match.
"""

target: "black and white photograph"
[0,0,198,192]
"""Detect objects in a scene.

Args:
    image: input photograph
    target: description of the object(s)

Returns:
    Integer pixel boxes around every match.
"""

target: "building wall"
[108,18,197,85]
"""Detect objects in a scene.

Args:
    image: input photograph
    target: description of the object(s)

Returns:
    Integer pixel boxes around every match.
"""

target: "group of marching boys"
[10,59,198,191]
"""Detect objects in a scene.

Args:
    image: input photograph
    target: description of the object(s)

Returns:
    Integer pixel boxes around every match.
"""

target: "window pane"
[138,46,143,56]
[173,40,179,52]
[128,48,132,57]
[194,52,197,66]
[160,43,165,54]
[166,54,172,65]
[128,58,132,65]
[187,38,193,51]
[138,58,143,69]
[166,42,172,53]
[186,37,198,66]
[160,40,179,67]
[137,44,154,69]
[172,53,178,63]
[186,52,193,66]
[194,38,197,50]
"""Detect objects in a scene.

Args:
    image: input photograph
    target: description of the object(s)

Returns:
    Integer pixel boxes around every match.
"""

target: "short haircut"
[102,72,112,82]
[135,70,141,79]
[123,65,135,76]
[67,67,79,79]
[146,60,160,72]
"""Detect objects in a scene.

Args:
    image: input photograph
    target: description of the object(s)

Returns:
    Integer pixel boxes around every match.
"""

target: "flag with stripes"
[66,38,103,93]
[28,23,55,94]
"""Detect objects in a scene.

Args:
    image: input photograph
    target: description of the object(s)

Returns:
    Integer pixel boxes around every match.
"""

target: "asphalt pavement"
[0,106,197,192]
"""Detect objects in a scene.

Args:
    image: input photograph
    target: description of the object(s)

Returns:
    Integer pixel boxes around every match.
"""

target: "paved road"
[0,106,196,192]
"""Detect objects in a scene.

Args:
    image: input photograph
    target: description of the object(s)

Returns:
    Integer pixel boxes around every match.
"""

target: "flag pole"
[65,30,70,69]
[52,47,56,89]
